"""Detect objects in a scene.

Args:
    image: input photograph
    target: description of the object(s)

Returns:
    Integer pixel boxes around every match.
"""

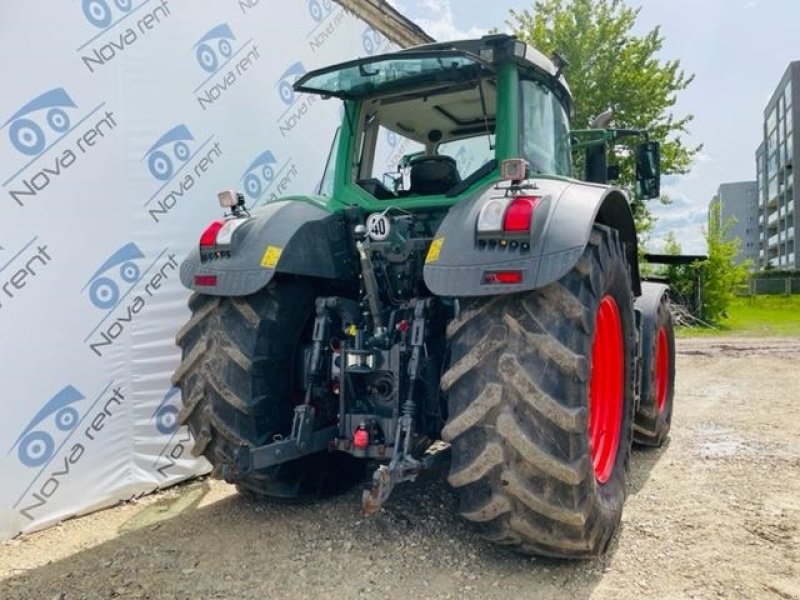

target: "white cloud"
[693,151,714,164]
[741,0,760,10]
[389,0,486,41]
[647,183,708,255]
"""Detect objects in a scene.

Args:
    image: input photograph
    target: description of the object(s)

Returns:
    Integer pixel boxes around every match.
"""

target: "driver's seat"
[409,155,460,195]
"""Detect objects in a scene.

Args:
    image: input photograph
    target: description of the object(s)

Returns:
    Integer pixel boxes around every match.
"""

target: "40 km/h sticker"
[366,213,391,241]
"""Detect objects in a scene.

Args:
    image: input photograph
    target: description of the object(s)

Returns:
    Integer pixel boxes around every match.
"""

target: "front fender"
[180,199,356,296]
[423,179,640,296]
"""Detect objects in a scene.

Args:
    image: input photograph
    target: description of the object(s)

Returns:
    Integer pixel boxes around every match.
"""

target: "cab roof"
[294,34,573,117]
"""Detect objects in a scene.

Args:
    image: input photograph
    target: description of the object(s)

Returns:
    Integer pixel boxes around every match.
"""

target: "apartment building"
[708,182,759,267]
[756,61,798,269]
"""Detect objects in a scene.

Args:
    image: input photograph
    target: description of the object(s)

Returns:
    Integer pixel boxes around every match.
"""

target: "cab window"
[520,79,571,176]
[371,126,424,183]
[354,77,498,199]
[437,135,494,180]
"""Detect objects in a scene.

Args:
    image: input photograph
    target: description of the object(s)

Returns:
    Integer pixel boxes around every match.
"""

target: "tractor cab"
[296,35,575,208]
[296,34,659,208]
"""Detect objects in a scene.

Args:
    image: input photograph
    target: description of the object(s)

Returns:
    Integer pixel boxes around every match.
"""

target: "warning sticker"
[260,245,283,269]
[425,237,445,264]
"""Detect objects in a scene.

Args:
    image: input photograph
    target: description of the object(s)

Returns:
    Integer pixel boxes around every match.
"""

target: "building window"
[767,106,778,133]
[768,151,778,177]
[768,130,778,154]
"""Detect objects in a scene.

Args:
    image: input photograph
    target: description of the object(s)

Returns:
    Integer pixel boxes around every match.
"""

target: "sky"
[389,0,800,254]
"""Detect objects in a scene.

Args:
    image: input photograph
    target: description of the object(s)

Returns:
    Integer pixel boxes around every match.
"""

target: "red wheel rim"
[589,295,624,484]
[655,327,669,413]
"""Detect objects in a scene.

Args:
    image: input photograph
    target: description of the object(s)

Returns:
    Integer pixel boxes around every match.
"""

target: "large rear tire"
[172,278,362,500]
[441,225,636,558]
[633,291,675,447]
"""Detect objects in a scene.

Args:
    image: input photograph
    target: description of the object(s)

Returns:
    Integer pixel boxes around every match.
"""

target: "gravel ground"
[1,336,799,599]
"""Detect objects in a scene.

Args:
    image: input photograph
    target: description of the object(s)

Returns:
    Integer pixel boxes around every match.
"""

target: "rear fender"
[423,179,641,296]
[179,199,357,296]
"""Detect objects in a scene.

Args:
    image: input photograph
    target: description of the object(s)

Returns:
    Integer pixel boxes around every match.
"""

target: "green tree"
[662,231,694,301]
[659,217,748,326]
[508,0,701,226]
[700,216,750,324]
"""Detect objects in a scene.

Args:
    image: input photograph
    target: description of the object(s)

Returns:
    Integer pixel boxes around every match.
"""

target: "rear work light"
[476,195,540,235]
[500,158,530,182]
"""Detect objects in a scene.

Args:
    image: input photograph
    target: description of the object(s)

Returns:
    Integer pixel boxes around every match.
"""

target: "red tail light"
[199,220,225,248]
[353,426,369,449]
[483,270,523,284]
[194,275,217,286]
[503,196,539,232]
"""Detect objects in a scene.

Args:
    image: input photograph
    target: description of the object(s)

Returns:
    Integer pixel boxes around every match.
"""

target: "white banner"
[0,0,393,540]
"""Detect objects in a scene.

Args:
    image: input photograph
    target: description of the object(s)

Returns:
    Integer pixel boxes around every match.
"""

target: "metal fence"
[737,277,800,296]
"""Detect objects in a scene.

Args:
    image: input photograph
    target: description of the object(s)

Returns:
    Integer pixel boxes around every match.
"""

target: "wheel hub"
[655,326,669,413]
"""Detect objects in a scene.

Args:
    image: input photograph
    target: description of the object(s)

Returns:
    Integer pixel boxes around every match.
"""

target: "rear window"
[295,52,489,99]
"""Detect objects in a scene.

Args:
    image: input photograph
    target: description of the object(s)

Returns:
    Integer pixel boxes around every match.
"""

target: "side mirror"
[635,141,661,199]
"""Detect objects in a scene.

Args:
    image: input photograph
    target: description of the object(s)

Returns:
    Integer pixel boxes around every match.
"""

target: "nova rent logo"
[78,0,172,73]
[0,236,53,311]
[151,387,194,479]
[2,87,117,209]
[307,0,347,53]
[385,127,423,171]
[276,62,318,138]
[362,26,391,55]
[82,243,178,356]
[237,0,260,15]
[193,23,260,110]
[11,381,125,520]
[142,124,222,223]
[242,150,298,208]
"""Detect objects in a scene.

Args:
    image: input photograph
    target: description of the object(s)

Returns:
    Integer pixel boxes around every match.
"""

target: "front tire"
[442,225,636,558]
[172,278,362,500]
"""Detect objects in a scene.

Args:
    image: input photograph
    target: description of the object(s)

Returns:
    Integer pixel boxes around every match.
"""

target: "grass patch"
[677,295,800,337]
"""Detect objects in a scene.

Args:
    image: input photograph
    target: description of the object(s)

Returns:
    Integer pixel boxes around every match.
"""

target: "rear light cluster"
[476,194,539,287]
[199,220,225,248]
[199,218,247,262]
[476,195,540,242]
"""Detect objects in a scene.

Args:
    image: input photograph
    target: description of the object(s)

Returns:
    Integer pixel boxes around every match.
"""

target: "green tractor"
[172,34,675,558]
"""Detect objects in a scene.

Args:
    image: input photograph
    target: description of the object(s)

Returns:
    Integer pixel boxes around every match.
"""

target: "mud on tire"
[441,225,636,558]
[172,278,362,500]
